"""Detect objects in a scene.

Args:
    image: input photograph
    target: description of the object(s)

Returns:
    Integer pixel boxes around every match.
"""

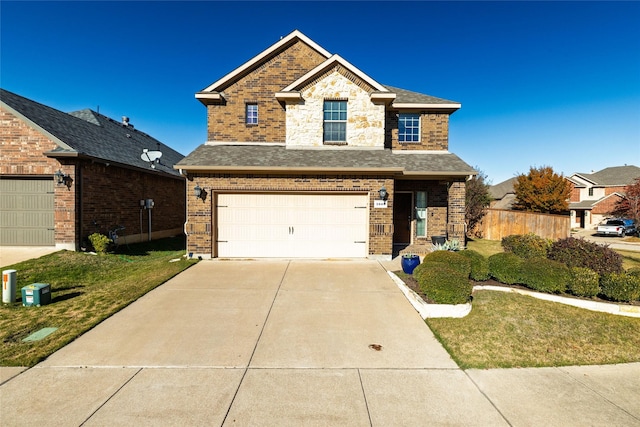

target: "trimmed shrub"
[416,267,472,304]
[547,237,623,277]
[518,258,569,293]
[419,251,471,277]
[488,252,523,285]
[501,233,551,259]
[459,250,490,281]
[88,233,112,254]
[600,273,640,302]
[568,267,600,297]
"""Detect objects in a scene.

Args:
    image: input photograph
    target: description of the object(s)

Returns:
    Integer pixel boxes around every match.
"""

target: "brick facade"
[185,174,394,257]
[206,40,327,143]
[1,106,185,249]
[387,111,450,151]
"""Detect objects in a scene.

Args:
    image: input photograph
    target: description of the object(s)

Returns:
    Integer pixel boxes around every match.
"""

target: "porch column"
[447,181,466,241]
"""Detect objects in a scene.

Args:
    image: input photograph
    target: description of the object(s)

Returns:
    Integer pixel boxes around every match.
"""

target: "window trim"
[398,113,421,143]
[246,103,258,125]
[323,100,347,145]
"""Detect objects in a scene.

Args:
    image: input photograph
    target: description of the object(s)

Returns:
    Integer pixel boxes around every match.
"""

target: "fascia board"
[392,102,462,110]
[402,170,478,177]
[174,164,404,173]
[281,54,389,92]
[195,92,224,101]
[1,101,75,151]
[200,30,332,93]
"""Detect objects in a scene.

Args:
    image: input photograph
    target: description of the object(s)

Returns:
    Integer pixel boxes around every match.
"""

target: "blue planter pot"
[401,255,421,274]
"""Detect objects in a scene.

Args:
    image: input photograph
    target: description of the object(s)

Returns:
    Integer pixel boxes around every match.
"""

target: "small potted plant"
[401,253,421,274]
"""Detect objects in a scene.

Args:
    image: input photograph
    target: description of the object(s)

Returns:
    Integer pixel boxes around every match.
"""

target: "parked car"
[596,218,637,237]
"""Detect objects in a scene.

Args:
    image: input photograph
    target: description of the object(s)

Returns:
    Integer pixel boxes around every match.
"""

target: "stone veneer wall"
[285,69,385,147]
[206,40,327,143]
[185,174,394,258]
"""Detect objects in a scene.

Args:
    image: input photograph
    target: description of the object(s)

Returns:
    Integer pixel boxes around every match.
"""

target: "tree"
[512,166,571,214]
[611,177,640,222]
[465,169,491,236]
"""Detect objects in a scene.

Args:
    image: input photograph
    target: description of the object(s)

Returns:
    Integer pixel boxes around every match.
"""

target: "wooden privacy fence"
[476,209,570,241]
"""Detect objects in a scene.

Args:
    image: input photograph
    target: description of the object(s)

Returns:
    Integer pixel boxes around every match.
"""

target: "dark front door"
[393,192,412,245]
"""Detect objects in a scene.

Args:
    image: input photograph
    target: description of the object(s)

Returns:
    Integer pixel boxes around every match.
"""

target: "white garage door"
[0,178,55,246]
[217,193,368,258]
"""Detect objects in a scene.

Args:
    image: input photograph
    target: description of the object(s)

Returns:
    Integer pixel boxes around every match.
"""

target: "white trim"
[281,54,389,93]
[194,92,224,101]
[200,30,332,93]
[275,92,303,101]
[392,150,451,154]
[204,141,286,146]
[392,102,461,109]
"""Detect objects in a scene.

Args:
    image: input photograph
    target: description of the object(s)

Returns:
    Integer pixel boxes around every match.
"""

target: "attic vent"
[122,116,134,129]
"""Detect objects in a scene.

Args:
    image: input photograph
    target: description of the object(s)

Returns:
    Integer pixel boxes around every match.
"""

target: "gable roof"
[571,165,640,187]
[196,30,460,110]
[569,192,625,210]
[175,144,476,178]
[1,88,184,177]
[489,177,517,199]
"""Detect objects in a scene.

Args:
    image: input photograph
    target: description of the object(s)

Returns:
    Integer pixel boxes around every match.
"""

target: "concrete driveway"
[1,260,639,426]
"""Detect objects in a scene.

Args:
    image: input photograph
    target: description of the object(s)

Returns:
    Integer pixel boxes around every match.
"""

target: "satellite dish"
[141,149,163,162]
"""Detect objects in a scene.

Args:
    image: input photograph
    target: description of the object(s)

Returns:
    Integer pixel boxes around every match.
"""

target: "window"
[415,191,427,237]
[323,100,347,143]
[246,103,258,125]
[588,187,594,197]
[398,113,420,143]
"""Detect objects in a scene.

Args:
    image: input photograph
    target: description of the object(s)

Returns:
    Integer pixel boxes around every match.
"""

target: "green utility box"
[21,283,51,307]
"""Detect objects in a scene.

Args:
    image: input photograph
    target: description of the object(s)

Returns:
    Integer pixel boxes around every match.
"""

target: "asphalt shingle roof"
[1,88,184,177]
[383,85,459,105]
[574,165,640,186]
[176,144,476,177]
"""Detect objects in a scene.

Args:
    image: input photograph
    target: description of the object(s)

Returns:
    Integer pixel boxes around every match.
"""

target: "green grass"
[0,236,198,367]
[465,238,503,258]
[427,291,640,369]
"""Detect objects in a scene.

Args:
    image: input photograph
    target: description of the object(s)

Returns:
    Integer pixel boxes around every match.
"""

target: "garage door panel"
[0,179,55,246]
[217,194,368,258]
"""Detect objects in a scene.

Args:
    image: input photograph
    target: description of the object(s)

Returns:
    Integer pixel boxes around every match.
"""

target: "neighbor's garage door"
[217,193,368,258]
[0,178,55,246]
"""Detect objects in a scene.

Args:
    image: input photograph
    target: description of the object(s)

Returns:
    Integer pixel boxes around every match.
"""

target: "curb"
[389,272,640,319]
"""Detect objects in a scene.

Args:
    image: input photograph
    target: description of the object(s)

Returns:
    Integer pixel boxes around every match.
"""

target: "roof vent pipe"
[122,116,130,126]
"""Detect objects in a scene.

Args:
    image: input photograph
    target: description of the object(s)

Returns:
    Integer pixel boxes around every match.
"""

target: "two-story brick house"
[1,89,186,250]
[176,30,476,260]
[568,165,640,229]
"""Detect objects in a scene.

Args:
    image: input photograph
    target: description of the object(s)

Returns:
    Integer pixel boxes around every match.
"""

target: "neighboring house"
[567,165,640,229]
[489,177,517,210]
[175,30,476,260]
[1,88,186,250]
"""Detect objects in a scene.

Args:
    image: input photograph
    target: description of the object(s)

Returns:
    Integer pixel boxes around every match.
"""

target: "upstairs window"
[588,187,594,197]
[323,100,347,144]
[246,103,258,125]
[398,113,420,143]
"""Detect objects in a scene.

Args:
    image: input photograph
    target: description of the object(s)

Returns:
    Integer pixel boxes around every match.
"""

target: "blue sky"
[2,1,639,184]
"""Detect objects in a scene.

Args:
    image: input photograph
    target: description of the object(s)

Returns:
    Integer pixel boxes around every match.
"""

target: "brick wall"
[1,106,185,249]
[207,40,327,143]
[185,173,394,257]
[592,194,623,216]
[387,111,450,151]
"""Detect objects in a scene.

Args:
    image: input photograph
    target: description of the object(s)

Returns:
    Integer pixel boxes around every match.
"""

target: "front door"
[393,192,412,245]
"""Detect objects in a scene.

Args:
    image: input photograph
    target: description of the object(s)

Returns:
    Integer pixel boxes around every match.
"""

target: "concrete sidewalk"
[1,260,639,426]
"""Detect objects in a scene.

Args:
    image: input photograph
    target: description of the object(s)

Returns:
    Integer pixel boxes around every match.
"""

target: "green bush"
[459,250,490,281]
[419,251,471,276]
[488,252,523,285]
[628,268,640,278]
[88,233,112,254]
[568,267,600,297]
[518,258,569,294]
[547,237,623,277]
[416,267,472,304]
[501,233,551,259]
[600,273,640,302]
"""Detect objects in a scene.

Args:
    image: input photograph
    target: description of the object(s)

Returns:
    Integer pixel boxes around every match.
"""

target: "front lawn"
[0,236,197,367]
[427,290,640,369]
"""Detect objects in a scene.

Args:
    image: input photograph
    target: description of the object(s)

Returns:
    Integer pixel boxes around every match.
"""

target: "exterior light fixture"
[378,186,388,200]
[54,169,65,185]
[194,184,202,199]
